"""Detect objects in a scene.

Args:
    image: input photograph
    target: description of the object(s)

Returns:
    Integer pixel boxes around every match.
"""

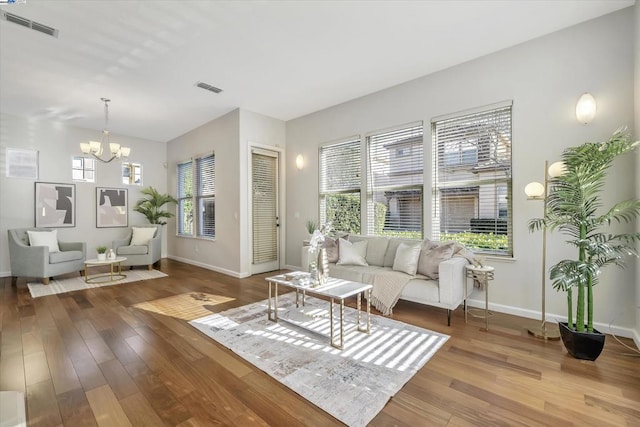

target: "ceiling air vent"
[1,11,59,38]
[195,81,223,94]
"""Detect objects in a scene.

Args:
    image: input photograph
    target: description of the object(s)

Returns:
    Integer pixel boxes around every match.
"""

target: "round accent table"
[84,257,127,284]
[464,264,495,331]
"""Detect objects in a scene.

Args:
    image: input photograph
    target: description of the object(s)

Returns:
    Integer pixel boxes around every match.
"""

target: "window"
[319,138,361,234]
[122,162,142,185]
[432,102,512,255]
[177,153,215,238]
[72,156,95,182]
[367,123,423,238]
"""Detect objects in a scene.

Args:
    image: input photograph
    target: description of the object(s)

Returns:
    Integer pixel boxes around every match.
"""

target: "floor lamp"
[524,160,565,340]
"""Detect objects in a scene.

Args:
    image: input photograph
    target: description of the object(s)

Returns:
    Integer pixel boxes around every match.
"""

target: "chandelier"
[80,98,130,163]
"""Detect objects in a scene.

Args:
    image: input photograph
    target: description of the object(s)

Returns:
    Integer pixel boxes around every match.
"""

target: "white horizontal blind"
[367,123,423,238]
[196,154,215,238]
[177,161,193,235]
[432,103,512,255]
[319,138,361,234]
[252,152,278,264]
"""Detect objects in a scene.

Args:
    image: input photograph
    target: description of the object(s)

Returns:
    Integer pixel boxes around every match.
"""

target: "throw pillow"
[130,227,157,246]
[27,230,60,253]
[392,241,422,275]
[323,234,348,263]
[416,242,455,279]
[337,238,368,266]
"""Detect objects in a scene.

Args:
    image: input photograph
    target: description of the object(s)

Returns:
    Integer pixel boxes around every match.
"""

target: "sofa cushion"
[323,234,347,263]
[337,239,368,266]
[49,250,83,264]
[417,242,455,279]
[130,227,156,246]
[392,241,422,275]
[28,230,60,253]
[329,263,387,283]
[117,245,149,255]
[383,238,423,267]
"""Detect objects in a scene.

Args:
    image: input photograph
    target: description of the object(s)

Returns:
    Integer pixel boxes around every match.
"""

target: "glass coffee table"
[83,257,127,284]
[265,272,372,350]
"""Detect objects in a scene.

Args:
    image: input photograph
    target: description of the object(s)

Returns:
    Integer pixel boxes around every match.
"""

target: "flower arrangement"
[308,222,335,252]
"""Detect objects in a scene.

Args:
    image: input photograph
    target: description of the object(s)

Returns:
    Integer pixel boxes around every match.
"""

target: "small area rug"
[27,269,167,298]
[189,293,449,426]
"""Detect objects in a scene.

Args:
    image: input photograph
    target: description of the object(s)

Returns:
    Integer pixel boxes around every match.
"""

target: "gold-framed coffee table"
[83,257,127,284]
[265,272,372,350]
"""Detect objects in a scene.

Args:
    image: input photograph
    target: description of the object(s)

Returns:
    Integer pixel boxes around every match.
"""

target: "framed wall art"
[7,148,38,179]
[96,187,128,228]
[34,182,76,227]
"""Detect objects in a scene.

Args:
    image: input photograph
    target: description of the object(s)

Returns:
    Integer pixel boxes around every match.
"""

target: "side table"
[464,265,495,330]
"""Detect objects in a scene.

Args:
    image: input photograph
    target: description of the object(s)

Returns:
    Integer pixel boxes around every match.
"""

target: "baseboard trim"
[0,271,11,278]
[167,255,250,279]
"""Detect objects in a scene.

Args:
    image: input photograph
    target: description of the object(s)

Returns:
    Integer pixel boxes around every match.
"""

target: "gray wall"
[0,113,167,274]
[285,8,638,337]
[165,108,285,278]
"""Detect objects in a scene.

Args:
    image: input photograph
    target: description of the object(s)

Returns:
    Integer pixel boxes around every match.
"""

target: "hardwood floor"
[2,259,639,426]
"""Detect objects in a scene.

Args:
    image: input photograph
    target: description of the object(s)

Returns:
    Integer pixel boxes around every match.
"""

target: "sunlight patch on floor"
[133,292,235,320]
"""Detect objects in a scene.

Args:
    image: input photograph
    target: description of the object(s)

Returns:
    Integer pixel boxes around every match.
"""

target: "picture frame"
[7,148,38,179]
[96,187,128,228]
[34,182,76,227]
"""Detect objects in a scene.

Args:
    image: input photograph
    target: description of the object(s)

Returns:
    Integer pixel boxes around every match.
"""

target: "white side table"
[464,265,495,330]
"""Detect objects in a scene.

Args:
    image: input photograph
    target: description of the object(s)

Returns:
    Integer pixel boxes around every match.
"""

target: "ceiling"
[0,0,634,143]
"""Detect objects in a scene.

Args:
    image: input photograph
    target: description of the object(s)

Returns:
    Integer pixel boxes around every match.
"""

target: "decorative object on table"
[27,268,167,298]
[6,148,38,179]
[96,245,108,261]
[133,186,177,225]
[107,248,116,260]
[304,219,317,237]
[96,187,128,227]
[529,129,640,360]
[79,98,131,163]
[523,160,567,341]
[34,182,76,227]
[309,222,334,286]
[189,292,449,427]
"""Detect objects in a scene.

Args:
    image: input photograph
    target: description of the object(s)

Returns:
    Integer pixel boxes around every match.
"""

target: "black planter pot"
[558,322,605,361]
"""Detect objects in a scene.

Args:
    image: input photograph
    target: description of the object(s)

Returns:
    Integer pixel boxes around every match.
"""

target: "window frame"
[71,156,96,183]
[176,153,215,239]
[431,101,513,256]
[122,162,143,186]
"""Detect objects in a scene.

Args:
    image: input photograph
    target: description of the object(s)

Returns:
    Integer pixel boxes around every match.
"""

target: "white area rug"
[27,269,167,298]
[189,293,449,427]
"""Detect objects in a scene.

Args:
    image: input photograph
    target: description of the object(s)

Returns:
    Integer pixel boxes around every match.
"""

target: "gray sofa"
[112,225,161,269]
[323,234,472,325]
[8,228,86,285]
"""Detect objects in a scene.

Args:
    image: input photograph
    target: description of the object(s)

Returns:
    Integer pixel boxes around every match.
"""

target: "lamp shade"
[576,92,596,124]
[548,161,567,178]
[524,182,545,198]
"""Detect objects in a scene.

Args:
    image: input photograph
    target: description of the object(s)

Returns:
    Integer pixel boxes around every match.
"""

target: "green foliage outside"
[324,194,387,235]
[441,232,508,251]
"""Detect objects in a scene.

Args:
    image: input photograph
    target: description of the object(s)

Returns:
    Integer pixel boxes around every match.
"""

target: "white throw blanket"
[370,271,412,316]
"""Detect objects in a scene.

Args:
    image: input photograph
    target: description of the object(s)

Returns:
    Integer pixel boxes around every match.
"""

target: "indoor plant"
[133,186,178,225]
[96,245,108,261]
[529,129,639,360]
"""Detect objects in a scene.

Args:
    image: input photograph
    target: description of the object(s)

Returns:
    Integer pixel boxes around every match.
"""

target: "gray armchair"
[8,228,86,285]
[112,225,161,270]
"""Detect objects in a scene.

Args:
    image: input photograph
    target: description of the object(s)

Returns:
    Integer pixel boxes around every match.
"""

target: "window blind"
[196,154,215,238]
[319,138,361,234]
[252,152,278,264]
[367,123,423,238]
[177,160,193,235]
[431,103,512,255]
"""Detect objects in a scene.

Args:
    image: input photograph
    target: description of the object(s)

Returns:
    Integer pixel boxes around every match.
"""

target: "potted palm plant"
[529,129,640,360]
[133,187,178,225]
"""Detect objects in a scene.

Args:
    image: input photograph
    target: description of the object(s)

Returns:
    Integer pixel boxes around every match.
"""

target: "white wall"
[0,113,167,275]
[285,8,637,334]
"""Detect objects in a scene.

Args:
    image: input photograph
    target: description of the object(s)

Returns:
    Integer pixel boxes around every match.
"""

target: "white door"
[251,148,280,274]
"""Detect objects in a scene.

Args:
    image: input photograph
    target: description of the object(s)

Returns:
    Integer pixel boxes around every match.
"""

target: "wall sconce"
[524,160,566,341]
[575,92,597,124]
[295,154,304,170]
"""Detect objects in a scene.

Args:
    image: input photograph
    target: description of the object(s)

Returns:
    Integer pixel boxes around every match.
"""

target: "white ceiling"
[0,0,634,143]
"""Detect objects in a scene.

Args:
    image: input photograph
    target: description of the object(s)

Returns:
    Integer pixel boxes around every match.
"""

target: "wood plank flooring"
[2,259,639,426]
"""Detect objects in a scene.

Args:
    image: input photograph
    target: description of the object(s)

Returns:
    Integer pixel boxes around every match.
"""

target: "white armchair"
[112,225,161,270]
